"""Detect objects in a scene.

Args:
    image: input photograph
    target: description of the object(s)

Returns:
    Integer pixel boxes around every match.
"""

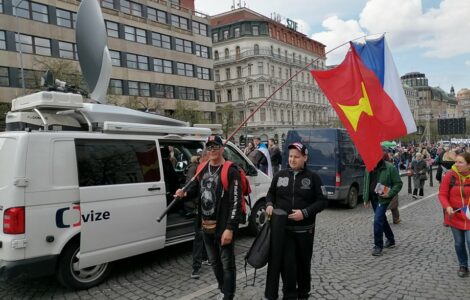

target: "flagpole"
[224,33,385,143]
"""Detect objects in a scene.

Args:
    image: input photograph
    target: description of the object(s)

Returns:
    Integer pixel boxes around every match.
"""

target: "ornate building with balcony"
[401,72,458,119]
[210,7,329,146]
[457,88,470,117]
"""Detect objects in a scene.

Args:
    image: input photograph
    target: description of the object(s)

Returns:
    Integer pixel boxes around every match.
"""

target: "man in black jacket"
[175,135,242,300]
[265,142,327,300]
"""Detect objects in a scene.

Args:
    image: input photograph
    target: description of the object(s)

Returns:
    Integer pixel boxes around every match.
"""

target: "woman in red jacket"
[439,152,470,277]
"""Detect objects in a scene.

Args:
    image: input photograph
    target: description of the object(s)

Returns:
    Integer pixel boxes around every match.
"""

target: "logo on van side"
[55,205,110,228]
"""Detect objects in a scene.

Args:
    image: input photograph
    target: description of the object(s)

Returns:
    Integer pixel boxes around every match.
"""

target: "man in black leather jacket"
[265,142,327,300]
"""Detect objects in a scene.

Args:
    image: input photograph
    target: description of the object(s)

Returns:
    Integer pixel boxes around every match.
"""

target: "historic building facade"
[210,7,330,146]
[0,0,214,121]
[457,88,470,117]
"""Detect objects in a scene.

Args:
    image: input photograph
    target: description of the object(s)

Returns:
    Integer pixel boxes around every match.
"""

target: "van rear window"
[308,142,335,166]
[75,139,160,186]
[0,138,17,188]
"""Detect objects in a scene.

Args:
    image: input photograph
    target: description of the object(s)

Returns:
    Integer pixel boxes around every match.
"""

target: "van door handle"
[148,187,161,191]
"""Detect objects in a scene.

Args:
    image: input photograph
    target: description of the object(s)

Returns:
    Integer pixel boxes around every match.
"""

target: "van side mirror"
[246,164,258,176]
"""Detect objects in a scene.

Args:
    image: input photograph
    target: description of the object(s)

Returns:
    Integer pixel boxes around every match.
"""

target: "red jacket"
[439,169,470,230]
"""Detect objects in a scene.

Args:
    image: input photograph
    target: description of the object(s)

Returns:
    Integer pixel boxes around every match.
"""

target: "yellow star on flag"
[337,81,374,131]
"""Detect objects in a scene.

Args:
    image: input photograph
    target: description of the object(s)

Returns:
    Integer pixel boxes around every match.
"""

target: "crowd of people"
[173,137,470,299]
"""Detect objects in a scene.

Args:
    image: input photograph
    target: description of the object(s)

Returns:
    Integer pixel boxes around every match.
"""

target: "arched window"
[214,50,219,60]
[224,48,229,59]
[254,44,259,55]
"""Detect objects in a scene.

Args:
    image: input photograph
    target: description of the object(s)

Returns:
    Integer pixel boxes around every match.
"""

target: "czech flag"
[311,36,416,171]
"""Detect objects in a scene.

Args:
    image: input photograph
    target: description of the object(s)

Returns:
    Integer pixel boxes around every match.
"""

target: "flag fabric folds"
[311,37,416,171]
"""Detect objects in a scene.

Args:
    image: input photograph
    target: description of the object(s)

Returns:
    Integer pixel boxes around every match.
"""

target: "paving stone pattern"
[1,180,470,299]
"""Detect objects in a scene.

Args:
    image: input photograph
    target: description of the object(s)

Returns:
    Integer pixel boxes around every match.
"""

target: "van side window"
[75,139,160,186]
[223,145,249,172]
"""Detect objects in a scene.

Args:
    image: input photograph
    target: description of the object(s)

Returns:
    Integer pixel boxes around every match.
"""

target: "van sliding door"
[76,138,166,268]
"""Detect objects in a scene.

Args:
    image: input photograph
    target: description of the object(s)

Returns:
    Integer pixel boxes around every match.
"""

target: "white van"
[0,91,271,289]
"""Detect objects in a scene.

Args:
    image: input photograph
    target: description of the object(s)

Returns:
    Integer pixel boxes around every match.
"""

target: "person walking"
[411,153,428,199]
[438,152,470,278]
[265,142,327,300]
[363,153,403,256]
[268,138,282,175]
[175,135,242,300]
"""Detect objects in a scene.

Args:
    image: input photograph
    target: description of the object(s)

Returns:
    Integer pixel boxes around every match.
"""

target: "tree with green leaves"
[216,104,236,138]
[172,100,202,125]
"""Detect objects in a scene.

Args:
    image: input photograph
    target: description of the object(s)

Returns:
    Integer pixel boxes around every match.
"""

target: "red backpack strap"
[221,161,233,191]
[195,160,210,181]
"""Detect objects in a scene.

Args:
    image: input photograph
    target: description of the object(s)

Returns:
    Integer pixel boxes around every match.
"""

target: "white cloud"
[311,16,365,64]
[312,0,470,61]
[466,60,470,67]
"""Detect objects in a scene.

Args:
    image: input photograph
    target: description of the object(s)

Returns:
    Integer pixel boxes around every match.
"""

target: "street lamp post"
[13,0,26,93]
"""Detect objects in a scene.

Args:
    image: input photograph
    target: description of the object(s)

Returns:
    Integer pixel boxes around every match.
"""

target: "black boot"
[412,189,418,199]
[419,189,424,197]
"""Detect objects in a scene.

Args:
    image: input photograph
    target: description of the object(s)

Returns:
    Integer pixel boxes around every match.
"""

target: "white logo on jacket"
[301,178,311,189]
[277,177,289,187]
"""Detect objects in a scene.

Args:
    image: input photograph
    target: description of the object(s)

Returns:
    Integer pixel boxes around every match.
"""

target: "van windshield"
[0,138,17,188]
[308,142,335,166]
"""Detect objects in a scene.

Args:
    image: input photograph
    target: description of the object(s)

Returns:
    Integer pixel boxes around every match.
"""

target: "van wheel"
[249,200,267,235]
[56,240,111,290]
[346,186,358,209]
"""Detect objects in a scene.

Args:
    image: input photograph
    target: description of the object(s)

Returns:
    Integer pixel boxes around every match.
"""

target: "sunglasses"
[207,145,222,151]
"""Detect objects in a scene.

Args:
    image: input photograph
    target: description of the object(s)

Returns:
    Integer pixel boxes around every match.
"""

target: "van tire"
[56,240,112,290]
[249,200,267,236]
[346,186,358,209]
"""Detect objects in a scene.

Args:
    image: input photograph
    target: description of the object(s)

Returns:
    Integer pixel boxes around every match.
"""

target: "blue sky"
[196,0,470,94]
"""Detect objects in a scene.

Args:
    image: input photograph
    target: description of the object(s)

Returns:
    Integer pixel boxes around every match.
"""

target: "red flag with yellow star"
[311,45,407,171]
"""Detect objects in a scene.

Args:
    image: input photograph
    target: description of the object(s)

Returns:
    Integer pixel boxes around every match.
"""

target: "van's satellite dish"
[75,0,111,104]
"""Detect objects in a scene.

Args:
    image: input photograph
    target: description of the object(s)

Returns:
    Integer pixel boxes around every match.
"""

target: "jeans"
[372,200,394,248]
[192,217,208,270]
[450,227,470,267]
[202,232,236,300]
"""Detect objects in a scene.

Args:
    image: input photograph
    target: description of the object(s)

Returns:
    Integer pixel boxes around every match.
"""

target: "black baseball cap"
[206,135,223,146]
[288,142,308,155]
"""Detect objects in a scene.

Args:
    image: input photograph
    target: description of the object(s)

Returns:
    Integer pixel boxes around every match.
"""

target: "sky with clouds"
[195,0,470,93]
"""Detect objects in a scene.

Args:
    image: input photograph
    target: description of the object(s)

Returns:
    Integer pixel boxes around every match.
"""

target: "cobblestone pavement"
[2,178,470,299]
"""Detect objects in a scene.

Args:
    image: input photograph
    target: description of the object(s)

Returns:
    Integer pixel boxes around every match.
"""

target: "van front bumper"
[0,255,58,280]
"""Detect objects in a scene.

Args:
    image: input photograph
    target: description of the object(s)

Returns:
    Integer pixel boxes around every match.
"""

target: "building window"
[192,21,207,36]
[213,33,218,42]
[260,108,266,121]
[0,0,3,14]
[234,27,240,37]
[171,14,188,30]
[257,62,263,74]
[248,64,252,75]
[237,66,241,78]
[31,2,48,23]
[249,85,253,98]
[108,79,123,95]
[227,89,232,102]
[15,34,33,54]
[195,44,208,58]
[139,82,150,96]
[124,26,136,41]
[214,50,219,60]
[154,59,172,74]
[155,84,174,98]
[101,0,114,9]
[197,67,210,80]
[216,91,221,103]
[252,25,259,36]
[0,67,9,86]
[121,0,142,17]
[176,62,193,77]
[13,0,30,19]
[56,9,75,28]
[58,41,77,60]
[109,50,121,66]
[126,53,138,69]
[223,30,229,39]
[214,70,220,81]
[254,44,260,55]
[175,38,192,53]
[137,55,148,70]
[259,84,265,97]
[225,68,231,80]
[136,28,146,44]
[106,21,119,38]
[124,26,146,43]
[0,31,6,50]
[151,32,171,49]
[178,87,195,100]
[128,81,139,96]
[237,88,243,100]
[236,46,240,59]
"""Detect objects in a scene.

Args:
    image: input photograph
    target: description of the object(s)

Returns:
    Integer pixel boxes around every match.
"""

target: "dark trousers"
[202,232,236,300]
[280,230,314,299]
[372,200,394,248]
[192,218,208,270]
